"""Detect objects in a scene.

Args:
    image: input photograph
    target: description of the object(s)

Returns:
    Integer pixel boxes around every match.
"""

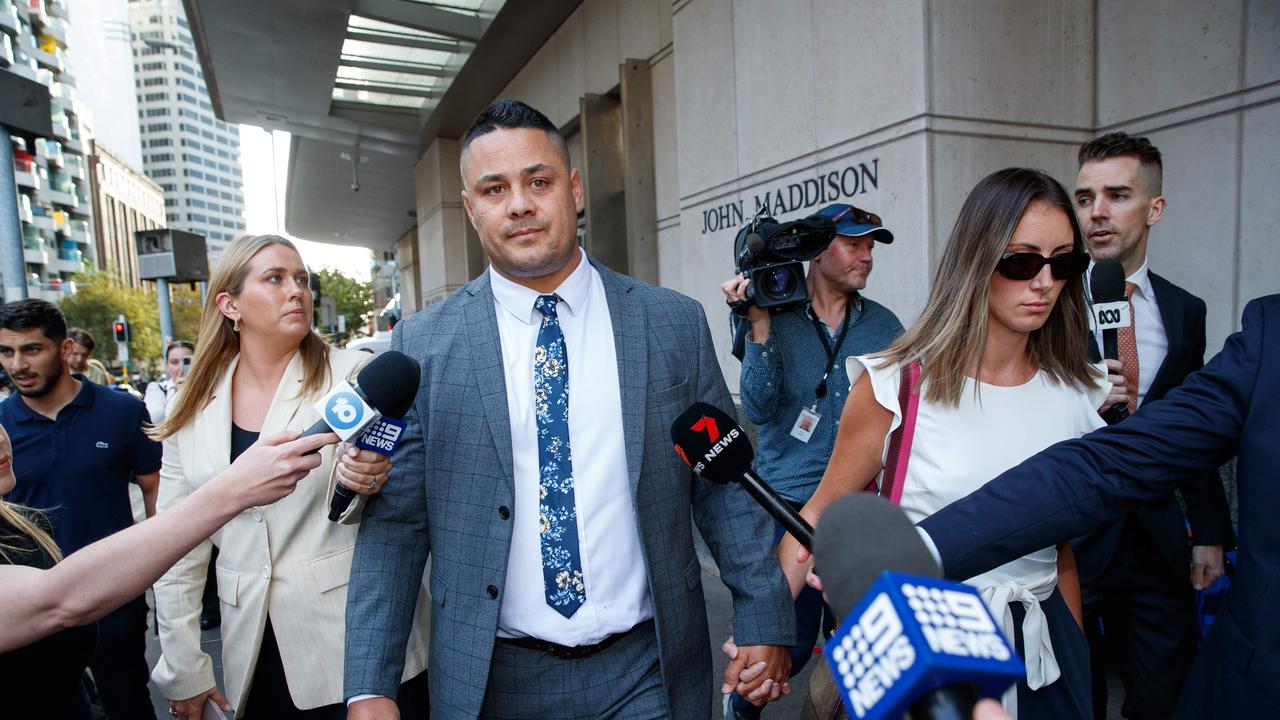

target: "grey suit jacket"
[345,260,795,719]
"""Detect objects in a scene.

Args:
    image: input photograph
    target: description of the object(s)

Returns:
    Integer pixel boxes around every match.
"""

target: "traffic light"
[112,319,130,343]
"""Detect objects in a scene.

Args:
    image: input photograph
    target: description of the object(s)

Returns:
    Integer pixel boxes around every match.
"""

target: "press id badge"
[790,406,821,443]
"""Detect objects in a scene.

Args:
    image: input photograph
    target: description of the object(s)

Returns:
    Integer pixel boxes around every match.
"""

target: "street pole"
[0,138,30,302]
[156,277,174,341]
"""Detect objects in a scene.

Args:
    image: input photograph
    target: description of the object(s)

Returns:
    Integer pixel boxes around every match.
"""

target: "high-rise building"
[128,0,243,259]
[3,0,94,302]
[88,139,163,287]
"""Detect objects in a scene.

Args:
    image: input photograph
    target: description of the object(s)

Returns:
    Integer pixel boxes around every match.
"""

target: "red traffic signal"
[112,320,130,343]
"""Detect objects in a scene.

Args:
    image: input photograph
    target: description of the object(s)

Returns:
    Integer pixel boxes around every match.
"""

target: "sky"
[238,125,374,282]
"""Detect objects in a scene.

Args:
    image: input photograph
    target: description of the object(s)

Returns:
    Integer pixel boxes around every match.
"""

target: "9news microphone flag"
[814,495,1024,720]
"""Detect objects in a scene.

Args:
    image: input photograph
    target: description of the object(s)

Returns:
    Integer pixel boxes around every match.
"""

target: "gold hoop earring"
[233,318,240,333]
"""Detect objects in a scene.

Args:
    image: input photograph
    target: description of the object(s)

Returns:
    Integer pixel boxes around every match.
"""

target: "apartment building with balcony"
[2,0,94,302]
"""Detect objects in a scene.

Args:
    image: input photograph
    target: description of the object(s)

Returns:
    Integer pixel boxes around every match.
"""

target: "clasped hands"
[720,637,792,707]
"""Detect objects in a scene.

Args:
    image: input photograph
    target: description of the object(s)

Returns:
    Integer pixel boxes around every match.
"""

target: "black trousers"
[242,617,429,719]
[87,595,155,720]
[1083,516,1197,720]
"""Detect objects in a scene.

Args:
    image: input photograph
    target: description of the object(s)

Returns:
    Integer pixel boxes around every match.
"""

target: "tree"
[314,268,375,346]
[59,268,162,374]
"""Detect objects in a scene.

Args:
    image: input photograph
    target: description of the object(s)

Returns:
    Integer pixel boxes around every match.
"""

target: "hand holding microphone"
[209,430,338,509]
[1089,259,1132,424]
[297,350,421,521]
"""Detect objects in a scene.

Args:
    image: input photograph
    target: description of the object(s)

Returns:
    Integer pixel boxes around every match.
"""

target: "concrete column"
[579,93,629,274]
[0,138,29,301]
[621,59,659,285]
[155,277,174,341]
[415,138,483,308]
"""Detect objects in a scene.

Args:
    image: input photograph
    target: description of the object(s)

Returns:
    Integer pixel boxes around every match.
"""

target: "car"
[344,331,393,355]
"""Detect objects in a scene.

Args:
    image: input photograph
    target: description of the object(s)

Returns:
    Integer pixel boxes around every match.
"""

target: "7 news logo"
[673,414,737,475]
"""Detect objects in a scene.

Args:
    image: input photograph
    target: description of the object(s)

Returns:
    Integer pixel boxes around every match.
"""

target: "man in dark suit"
[919,294,1280,718]
[1072,132,1233,719]
[344,100,794,719]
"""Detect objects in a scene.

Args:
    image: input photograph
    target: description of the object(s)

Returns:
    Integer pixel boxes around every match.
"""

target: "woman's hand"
[335,443,393,496]
[168,686,231,720]
[211,430,338,509]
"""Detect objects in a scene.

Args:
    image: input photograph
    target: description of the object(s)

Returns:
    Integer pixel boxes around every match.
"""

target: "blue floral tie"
[533,294,585,617]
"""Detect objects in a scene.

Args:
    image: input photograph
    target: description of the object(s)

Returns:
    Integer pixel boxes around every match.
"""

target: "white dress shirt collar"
[489,248,592,325]
[1125,260,1154,301]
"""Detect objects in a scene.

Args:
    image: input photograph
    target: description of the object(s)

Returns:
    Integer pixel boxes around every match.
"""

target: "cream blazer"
[150,348,430,715]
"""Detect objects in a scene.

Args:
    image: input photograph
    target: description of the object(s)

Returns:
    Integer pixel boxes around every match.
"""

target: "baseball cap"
[816,203,894,244]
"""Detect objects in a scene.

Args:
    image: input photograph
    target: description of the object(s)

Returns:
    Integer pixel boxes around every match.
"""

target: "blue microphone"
[814,494,1025,720]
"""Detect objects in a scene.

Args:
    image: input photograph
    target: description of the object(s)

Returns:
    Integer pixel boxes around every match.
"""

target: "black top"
[231,422,260,463]
[0,513,98,719]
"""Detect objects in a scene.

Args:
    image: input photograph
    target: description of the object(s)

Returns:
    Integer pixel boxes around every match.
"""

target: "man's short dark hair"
[68,327,96,352]
[1078,132,1163,193]
[460,99,568,165]
[0,299,68,343]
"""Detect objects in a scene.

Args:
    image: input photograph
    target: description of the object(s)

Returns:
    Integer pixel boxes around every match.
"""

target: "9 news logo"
[324,390,366,431]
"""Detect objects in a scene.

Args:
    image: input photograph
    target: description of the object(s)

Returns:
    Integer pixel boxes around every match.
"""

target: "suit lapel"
[260,352,307,434]
[595,261,648,497]
[464,273,516,495]
[1147,272,1183,399]
[198,355,238,476]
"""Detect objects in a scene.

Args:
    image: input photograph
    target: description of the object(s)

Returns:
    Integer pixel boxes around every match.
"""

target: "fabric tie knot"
[1124,281,1136,300]
[535,293,561,321]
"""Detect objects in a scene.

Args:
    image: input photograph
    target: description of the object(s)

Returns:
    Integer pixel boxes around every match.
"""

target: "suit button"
[498,506,510,520]
[251,509,263,522]
[261,566,271,580]
[486,585,499,599]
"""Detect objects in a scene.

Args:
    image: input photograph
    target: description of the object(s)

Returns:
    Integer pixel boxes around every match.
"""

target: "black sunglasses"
[995,252,1090,281]
[831,205,882,228]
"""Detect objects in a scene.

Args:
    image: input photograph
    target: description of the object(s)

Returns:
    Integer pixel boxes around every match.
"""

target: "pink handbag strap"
[877,360,920,505]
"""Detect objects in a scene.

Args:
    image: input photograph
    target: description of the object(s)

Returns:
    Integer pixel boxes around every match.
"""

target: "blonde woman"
[150,235,430,720]
[0,420,338,720]
[783,169,1107,718]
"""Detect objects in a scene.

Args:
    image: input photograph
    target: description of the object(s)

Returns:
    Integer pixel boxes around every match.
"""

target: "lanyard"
[809,304,852,402]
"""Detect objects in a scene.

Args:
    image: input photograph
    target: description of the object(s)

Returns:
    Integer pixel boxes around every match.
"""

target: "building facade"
[3,0,95,302]
[129,0,244,259]
[88,139,164,287]
[408,0,1279,382]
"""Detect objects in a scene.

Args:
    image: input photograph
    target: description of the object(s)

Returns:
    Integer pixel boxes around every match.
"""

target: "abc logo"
[324,391,365,430]
[1097,308,1123,324]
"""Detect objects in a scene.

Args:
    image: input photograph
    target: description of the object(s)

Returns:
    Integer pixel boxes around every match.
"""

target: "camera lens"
[761,266,798,300]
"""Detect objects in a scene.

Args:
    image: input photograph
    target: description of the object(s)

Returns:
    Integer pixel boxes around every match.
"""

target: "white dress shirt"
[1088,260,1167,407]
[489,249,653,646]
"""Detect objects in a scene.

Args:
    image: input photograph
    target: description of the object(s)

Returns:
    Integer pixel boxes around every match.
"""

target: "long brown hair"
[150,235,330,439]
[877,167,1098,405]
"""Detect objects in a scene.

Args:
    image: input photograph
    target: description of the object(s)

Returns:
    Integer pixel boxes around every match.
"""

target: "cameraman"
[719,203,902,718]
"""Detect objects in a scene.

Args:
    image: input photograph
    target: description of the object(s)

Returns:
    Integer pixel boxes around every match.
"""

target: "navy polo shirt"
[0,374,162,555]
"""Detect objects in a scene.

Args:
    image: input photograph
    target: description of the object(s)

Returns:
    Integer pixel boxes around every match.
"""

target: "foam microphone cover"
[1090,259,1127,304]
[355,350,420,420]
[670,402,754,485]
[814,494,941,618]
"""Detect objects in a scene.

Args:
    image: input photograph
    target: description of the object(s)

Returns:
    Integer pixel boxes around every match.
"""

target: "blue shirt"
[739,297,903,503]
[0,374,162,554]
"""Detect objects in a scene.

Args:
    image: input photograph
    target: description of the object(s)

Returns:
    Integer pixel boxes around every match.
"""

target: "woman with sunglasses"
[780,167,1105,718]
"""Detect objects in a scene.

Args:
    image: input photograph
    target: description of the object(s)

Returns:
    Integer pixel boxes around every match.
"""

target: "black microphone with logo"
[297,350,420,521]
[1089,259,1131,425]
[812,494,1024,720]
[670,402,814,548]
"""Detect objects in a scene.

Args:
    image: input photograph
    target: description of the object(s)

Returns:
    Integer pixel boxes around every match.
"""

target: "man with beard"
[718,203,901,717]
[1072,132,1233,719]
[0,299,161,720]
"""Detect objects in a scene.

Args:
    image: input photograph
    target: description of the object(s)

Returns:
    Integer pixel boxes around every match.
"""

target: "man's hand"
[1190,544,1225,590]
[168,686,230,720]
[720,637,791,706]
[721,274,771,342]
[348,696,399,720]
[1096,359,1128,416]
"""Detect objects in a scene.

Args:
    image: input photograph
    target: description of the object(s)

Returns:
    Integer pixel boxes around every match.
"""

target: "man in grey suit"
[344,100,795,719]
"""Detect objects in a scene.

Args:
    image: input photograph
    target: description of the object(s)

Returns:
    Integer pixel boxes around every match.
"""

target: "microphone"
[306,350,421,521]
[1089,259,1131,425]
[670,402,814,548]
[813,494,1024,720]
